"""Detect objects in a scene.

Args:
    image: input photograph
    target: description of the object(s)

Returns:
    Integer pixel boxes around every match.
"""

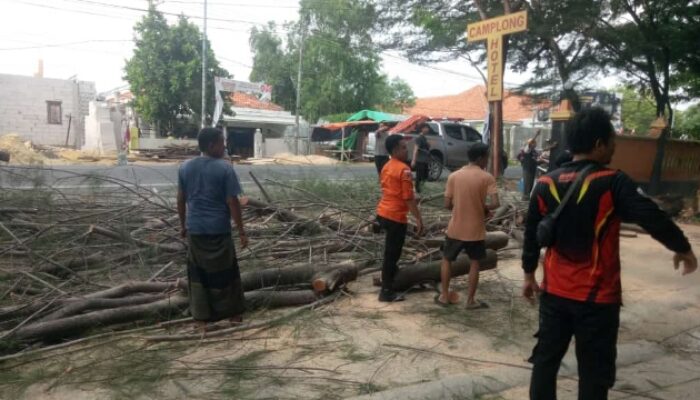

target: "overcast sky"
[0,0,572,98]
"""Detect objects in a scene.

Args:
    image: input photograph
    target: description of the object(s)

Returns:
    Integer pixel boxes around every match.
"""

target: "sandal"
[434,294,450,307]
[466,300,489,310]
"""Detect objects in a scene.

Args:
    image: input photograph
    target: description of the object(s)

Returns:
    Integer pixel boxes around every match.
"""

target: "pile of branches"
[0,168,519,355]
[132,143,200,162]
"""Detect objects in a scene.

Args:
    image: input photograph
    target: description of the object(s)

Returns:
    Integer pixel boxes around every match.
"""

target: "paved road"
[0,163,522,189]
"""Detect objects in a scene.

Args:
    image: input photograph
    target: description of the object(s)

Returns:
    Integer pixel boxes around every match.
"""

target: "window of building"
[47,101,62,125]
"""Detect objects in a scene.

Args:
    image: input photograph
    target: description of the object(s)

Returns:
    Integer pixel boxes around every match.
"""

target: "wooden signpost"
[467,10,528,178]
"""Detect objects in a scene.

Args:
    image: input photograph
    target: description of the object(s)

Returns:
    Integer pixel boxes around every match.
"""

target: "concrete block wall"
[0,74,96,146]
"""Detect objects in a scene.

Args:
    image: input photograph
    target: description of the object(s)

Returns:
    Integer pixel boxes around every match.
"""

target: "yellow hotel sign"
[466,11,528,101]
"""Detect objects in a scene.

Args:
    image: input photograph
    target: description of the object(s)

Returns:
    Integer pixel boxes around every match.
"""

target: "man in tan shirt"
[438,143,500,309]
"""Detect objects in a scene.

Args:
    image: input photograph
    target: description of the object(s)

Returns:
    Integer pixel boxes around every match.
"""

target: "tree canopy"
[372,0,699,124]
[124,4,229,135]
[249,0,415,123]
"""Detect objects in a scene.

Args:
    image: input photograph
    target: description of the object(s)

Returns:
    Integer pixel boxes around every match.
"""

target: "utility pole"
[200,0,208,129]
[294,25,306,155]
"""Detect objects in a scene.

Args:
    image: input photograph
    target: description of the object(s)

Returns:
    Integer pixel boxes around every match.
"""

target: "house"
[404,85,548,129]
[404,85,551,158]
[0,72,96,147]
[222,91,308,158]
[102,85,307,158]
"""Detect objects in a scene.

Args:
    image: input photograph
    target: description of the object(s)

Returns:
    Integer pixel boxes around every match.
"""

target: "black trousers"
[523,166,537,200]
[375,155,389,175]
[414,161,429,193]
[529,293,620,400]
[377,216,407,291]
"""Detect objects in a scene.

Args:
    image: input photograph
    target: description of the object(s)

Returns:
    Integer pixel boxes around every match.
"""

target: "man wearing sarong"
[177,128,248,328]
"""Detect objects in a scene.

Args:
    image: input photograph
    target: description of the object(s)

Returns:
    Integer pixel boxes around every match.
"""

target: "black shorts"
[442,236,486,262]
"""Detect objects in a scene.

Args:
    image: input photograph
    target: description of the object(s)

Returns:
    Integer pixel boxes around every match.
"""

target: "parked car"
[399,120,483,181]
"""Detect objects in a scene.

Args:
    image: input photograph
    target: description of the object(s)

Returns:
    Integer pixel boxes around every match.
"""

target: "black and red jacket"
[522,160,691,304]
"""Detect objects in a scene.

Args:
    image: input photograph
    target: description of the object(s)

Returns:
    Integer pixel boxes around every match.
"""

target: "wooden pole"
[492,101,502,178]
[64,114,72,147]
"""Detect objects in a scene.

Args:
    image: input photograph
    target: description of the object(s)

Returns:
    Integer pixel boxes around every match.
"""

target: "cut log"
[419,231,510,251]
[244,290,319,309]
[241,260,367,292]
[387,250,498,292]
[312,265,359,294]
[9,295,188,341]
[85,281,186,299]
[39,294,167,322]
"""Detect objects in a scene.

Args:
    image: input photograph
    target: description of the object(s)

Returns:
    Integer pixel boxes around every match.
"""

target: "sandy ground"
[6,225,700,400]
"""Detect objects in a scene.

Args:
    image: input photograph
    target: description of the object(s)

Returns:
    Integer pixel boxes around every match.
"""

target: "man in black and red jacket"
[522,107,697,400]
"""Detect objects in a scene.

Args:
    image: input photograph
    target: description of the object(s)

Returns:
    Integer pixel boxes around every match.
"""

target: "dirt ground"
[4,225,700,400]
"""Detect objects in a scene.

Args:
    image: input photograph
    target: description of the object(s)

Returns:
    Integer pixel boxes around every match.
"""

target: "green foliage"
[124,5,230,135]
[322,112,354,122]
[617,86,657,134]
[593,0,700,124]
[249,0,415,123]
[377,77,416,113]
[373,0,604,106]
[674,103,700,140]
[249,22,297,111]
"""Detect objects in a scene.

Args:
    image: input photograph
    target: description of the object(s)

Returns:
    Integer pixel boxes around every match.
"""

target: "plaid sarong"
[187,234,245,322]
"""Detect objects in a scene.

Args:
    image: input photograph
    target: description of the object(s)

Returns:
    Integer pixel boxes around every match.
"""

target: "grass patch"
[217,349,277,398]
[339,343,375,363]
[357,382,385,395]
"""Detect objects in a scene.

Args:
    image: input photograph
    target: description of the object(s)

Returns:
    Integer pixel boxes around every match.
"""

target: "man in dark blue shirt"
[177,128,248,329]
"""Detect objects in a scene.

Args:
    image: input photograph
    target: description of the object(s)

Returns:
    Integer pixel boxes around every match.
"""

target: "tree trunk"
[244,290,319,309]
[420,231,510,251]
[39,294,167,322]
[389,250,498,292]
[312,265,359,294]
[10,295,189,341]
[240,260,365,292]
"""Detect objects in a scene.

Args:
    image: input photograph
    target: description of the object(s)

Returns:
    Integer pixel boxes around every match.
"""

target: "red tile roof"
[404,85,544,123]
[230,92,283,111]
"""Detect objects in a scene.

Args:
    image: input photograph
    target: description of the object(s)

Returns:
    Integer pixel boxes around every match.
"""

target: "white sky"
[0,0,613,99]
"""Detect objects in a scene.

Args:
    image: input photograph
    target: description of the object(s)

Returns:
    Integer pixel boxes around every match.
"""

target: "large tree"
[373,0,604,109]
[617,86,657,134]
[593,0,698,126]
[249,0,414,122]
[124,4,229,135]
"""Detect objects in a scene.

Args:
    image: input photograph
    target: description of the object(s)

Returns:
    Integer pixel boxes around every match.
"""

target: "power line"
[59,0,269,25]
[162,0,300,9]
[0,40,132,51]
[10,0,140,21]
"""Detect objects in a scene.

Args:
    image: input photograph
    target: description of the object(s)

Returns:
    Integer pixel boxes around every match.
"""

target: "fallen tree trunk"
[419,231,510,251]
[244,290,319,309]
[241,260,365,292]
[85,281,186,299]
[387,250,498,292]
[9,295,189,341]
[39,294,167,322]
[312,265,359,294]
